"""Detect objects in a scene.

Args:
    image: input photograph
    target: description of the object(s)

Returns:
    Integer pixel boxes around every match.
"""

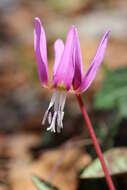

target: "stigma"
[42,90,67,132]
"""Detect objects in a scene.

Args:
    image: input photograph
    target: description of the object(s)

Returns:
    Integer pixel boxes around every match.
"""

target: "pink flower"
[34,17,109,132]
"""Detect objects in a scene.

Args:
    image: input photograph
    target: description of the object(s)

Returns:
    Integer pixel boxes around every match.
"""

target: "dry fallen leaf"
[31,147,91,190]
[3,133,92,190]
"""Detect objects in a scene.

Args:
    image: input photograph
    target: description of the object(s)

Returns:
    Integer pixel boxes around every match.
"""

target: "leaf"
[32,175,59,190]
[118,97,127,118]
[80,148,127,179]
[94,68,127,111]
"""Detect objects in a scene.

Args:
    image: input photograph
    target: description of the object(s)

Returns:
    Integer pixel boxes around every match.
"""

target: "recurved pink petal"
[73,28,83,90]
[53,39,64,77]
[78,31,109,93]
[53,26,75,90]
[34,17,48,85]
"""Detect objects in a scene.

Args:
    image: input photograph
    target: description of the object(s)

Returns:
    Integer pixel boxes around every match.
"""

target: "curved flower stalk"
[34,17,109,133]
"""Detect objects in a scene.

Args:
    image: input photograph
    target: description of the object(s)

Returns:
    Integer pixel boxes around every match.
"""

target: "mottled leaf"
[80,148,127,179]
[118,97,127,118]
[95,68,127,113]
[32,175,59,190]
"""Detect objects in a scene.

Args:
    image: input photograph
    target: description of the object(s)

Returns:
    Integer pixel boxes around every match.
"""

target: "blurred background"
[1,0,127,190]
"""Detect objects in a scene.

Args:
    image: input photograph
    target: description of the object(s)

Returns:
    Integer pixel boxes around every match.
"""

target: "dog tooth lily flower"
[34,17,109,133]
[34,19,115,190]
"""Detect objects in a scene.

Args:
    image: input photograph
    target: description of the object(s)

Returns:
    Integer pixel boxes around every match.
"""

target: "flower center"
[42,90,67,132]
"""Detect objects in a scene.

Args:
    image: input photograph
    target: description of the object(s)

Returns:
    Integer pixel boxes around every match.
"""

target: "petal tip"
[34,17,40,22]
[54,38,63,45]
[106,29,111,34]
[105,30,110,38]
[34,17,40,29]
[69,25,77,33]
[34,17,42,29]
[71,25,76,28]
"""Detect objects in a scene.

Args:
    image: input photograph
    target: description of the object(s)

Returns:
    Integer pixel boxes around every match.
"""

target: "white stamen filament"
[48,112,52,124]
[42,93,56,125]
[42,90,67,133]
